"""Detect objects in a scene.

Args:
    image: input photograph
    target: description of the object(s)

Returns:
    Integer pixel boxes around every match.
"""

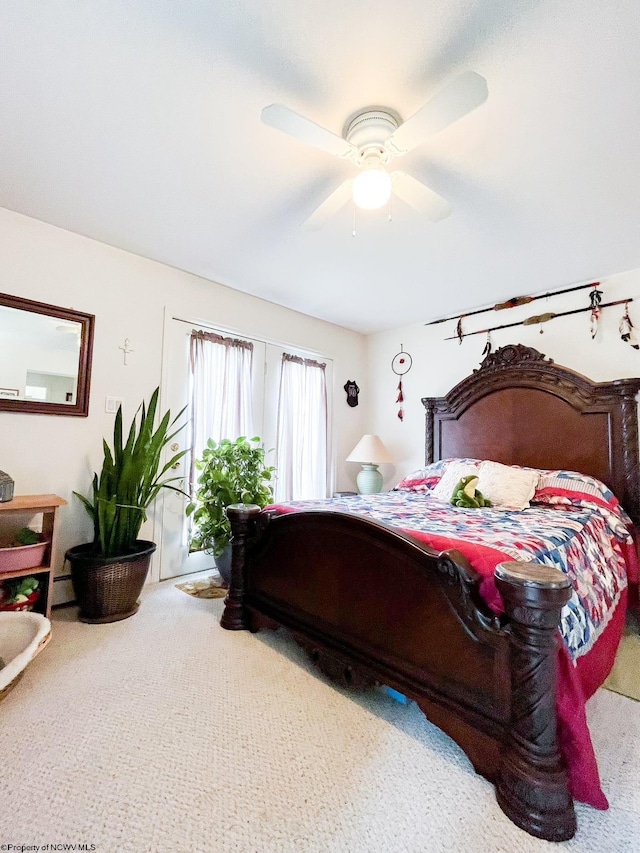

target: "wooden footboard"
[222,504,576,842]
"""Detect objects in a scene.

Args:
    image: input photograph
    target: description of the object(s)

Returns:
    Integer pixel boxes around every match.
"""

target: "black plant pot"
[66,540,156,624]
[215,543,232,585]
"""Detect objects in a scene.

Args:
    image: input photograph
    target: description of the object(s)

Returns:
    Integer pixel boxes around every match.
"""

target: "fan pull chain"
[352,201,357,237]
[388,193,393,223]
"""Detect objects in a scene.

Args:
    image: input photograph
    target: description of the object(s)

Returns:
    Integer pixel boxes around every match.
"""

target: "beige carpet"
[1,580,639,852]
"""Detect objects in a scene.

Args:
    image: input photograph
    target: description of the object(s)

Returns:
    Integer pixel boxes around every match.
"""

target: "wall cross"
[119,338,134,365]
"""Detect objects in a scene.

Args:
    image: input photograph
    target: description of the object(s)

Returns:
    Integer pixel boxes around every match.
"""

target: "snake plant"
[74,388,187,556]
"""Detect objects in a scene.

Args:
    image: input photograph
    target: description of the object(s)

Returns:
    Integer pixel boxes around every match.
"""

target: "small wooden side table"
[0,494,67,618]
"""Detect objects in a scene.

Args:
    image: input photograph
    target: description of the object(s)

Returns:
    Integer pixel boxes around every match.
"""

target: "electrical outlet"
[105,396,123,414]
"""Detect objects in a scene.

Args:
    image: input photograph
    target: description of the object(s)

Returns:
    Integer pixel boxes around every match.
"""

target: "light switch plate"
[105,396,123,414]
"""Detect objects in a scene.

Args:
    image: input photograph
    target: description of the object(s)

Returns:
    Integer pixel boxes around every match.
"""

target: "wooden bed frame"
[220,344,640,841]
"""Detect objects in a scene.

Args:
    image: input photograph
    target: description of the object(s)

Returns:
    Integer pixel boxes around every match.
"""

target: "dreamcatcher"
[391,345,413,422]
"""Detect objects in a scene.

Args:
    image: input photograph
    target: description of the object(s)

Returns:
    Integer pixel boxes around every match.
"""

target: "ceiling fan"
[261,70,488,230]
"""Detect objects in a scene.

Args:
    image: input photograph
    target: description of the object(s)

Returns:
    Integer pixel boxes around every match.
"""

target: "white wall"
[366,269,640,488]
[0,208,368,584]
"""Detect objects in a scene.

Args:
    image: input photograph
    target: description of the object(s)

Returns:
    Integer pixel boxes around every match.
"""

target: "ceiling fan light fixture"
[262,73,489,227]
[352,168,392,210]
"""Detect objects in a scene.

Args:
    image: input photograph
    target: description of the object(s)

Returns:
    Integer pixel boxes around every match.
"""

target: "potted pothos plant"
[66,388,186,623]
[186,436,275,583]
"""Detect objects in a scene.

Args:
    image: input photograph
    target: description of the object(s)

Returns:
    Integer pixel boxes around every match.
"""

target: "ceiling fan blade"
[386,70,488,156]
[391,171,452,222]
[302,180,354,231]
[261,104,357,160]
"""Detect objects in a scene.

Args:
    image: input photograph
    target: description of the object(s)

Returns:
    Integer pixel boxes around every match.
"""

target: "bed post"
[220,504,261,631]
[423,398,435,464]
[494,561,576,841]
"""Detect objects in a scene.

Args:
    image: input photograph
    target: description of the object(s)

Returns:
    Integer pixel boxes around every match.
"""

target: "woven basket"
[0,669,24,702]
[66,540,156,623]
[0,612,51,702]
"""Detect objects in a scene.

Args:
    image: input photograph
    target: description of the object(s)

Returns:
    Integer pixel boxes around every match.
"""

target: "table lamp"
[346,434,393,494]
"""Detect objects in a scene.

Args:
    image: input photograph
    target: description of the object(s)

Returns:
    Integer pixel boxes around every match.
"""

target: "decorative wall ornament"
[619,302,639,350]
[425,280,600,336]
[344,380,360,407]
[589,285,603,339]
[119,338,134,365]
[391,345,412,422]
[443,297,633,343]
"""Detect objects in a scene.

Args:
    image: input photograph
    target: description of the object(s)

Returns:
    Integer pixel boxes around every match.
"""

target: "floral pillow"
[394,458,481,493]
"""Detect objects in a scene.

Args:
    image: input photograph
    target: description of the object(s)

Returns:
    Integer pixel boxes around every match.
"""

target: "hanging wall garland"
[391,345,412,422]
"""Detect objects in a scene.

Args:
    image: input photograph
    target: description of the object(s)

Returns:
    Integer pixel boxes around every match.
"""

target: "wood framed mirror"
[0,292,95,416]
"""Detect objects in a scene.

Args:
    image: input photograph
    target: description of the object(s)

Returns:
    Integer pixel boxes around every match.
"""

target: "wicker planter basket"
[66,540,156,624]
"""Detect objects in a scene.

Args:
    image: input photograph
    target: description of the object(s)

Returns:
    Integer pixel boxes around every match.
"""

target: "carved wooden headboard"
[422,344,640,523]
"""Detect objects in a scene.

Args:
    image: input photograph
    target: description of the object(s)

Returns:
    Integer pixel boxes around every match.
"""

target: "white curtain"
[275,354,327,501]
[189,330,254,494]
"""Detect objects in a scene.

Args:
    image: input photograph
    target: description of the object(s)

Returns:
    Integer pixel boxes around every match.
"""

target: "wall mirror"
[0,292,95,416]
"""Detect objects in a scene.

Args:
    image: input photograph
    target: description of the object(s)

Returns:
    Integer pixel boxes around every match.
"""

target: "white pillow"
[478,460,539,510]
[431,460,480,502]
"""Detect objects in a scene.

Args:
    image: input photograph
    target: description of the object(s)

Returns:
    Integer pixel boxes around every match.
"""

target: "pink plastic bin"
[0,541,48,573]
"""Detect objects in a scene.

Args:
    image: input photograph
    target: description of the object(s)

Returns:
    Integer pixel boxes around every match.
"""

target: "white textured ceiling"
[1,1,639,334]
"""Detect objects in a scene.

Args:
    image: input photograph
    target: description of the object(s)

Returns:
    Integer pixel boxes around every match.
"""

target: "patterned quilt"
[272,490,629,661]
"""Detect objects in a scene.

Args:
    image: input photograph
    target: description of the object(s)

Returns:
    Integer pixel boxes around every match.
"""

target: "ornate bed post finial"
[220,504,262,631]
[494,561,575,841]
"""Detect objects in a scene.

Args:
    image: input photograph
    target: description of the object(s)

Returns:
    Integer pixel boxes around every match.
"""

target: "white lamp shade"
[352,169,392,210]
[346,434,393,465]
